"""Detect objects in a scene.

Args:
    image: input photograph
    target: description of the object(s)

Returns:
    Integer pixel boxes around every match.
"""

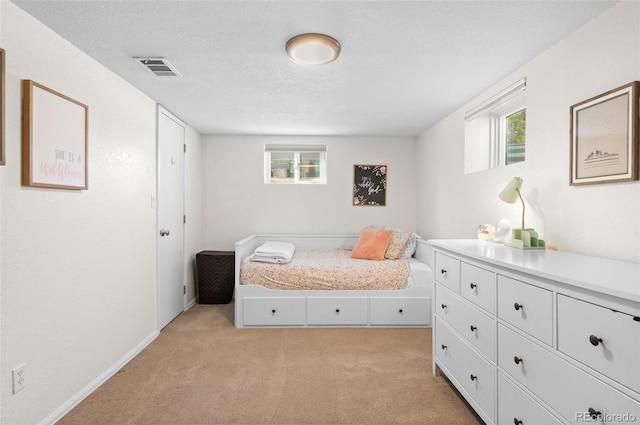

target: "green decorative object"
[505,228,545,250]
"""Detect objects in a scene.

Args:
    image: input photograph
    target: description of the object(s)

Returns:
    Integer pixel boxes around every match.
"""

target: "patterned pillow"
[384,231,411,259]
[365,225,421,259]
[402,232,420,259]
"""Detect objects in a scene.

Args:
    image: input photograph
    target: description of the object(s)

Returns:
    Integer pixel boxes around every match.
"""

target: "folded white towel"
[251,241,296,264]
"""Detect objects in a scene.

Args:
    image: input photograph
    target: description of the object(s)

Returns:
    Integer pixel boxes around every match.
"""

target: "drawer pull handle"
[588,408,601,420]
[470,374,477,381]
[441,269,447,277]
[470,283,477,289]
[271,309,276,315]
[589,335,603,346]
[514,302,524,311]
[513,419,523,425]
[441,304,447,310]
[441,344,447,350]
[513,356,523,365]
[470,325,477,332]
[398,309,404,314]
[335,308,340,314]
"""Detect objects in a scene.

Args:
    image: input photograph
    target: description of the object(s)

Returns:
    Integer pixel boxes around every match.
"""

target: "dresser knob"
[470,325,477,332]
[514,356,523,365]
[441,344,447,350]
[513,419,523,425]
[440,268,447,277]
[589,335,603,346]
[271,309,276,314]
[441,304,447,309]
[470,374,477,381]
[588,408,601,420]
[470,283,477,289]
[335,308,340,314]
[514,302,524,311]
[398,308,404,314]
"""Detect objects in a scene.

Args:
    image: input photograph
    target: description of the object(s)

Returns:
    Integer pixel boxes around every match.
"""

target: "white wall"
[417,0,640,263]
[0,3,200,424]
[202,135,417,249]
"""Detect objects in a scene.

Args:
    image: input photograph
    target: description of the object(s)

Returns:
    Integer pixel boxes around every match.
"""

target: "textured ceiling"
[13,0,616,137]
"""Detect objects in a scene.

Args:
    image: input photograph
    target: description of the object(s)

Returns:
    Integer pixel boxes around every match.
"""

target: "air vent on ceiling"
[134,57,182,77]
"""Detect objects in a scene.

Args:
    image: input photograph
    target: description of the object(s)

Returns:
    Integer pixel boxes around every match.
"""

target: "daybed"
[234,234,433,328]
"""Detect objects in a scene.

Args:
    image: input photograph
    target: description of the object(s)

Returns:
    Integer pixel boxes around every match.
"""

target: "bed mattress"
[240,248,421,291]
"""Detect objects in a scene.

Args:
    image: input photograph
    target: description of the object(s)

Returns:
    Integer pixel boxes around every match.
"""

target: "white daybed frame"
[234,234,433,328]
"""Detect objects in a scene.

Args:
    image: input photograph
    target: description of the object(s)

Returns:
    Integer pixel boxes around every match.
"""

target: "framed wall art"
[570,81,639,186]
[1,48,5,166]
[22,80,88,189]
[353,164,386,206]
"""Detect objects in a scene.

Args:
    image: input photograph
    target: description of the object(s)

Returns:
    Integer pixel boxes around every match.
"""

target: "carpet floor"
[58,303,483,425]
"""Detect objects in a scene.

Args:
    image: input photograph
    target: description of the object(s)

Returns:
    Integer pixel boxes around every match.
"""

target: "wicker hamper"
[195,251,235,304]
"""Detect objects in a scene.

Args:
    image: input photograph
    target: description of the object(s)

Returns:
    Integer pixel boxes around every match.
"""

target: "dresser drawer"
[244,297,306,326]
[498,372,561,425]
[307,297,368,325]
[369,297,430,325]
[435,317,495,423]
[497,276,552,345]
[435,252,460,293]
[498,324,640,424]
[461,262,496,314]
[557,295,640,393]
[436,284,495,361]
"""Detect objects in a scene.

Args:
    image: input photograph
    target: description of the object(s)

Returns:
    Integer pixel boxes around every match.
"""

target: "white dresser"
[429,239,640,425]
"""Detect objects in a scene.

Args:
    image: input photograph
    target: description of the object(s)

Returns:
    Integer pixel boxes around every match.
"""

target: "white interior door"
[157,106,185,330]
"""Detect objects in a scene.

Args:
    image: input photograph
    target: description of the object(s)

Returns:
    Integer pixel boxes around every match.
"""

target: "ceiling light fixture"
[285,33,341,65]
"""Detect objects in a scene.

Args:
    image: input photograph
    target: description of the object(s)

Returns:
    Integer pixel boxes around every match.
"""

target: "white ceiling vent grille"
[134,57,182,77]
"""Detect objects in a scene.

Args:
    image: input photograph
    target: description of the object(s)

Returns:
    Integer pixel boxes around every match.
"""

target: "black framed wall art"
[353,164,386,206]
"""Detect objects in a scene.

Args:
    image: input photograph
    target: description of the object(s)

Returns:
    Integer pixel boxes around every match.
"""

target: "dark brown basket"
[195,251,235,304]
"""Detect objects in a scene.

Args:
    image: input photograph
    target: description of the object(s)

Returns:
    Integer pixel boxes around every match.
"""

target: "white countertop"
[427,239,640,303]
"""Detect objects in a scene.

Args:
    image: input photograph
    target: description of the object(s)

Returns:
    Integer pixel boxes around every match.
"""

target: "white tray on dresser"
[428,239,639,425]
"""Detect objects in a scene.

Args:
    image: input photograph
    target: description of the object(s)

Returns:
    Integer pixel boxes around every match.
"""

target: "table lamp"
[499,177,544,249]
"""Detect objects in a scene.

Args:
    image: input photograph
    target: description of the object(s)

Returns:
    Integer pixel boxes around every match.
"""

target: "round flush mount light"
[286,33,341,65]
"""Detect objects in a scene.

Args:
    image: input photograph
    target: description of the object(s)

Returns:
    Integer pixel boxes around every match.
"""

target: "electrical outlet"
[12,364,26,394]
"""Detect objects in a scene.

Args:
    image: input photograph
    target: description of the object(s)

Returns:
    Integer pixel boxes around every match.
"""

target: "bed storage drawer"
[369,297,430,325]
[307,297,368,325]
[243,297,306,326]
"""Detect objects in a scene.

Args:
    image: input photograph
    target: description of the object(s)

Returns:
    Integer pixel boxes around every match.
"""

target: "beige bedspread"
[240,248,410,290]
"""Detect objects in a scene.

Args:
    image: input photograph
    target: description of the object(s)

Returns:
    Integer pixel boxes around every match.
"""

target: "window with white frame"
[264,144,327,184]
[464,78,526,174]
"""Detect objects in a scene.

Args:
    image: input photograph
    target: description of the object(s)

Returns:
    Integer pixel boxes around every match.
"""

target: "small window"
[264,144,327,184]
[464,78,526,174]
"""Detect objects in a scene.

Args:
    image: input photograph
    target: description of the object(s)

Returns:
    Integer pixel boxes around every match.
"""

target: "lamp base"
[505,228,545,250]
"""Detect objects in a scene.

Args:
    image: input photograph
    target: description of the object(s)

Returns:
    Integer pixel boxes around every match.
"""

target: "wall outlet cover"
[12,364,26,394]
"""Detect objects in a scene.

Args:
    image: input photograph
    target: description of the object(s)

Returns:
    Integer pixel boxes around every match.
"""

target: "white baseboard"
[40,330,160,425]
[185,297,197,311]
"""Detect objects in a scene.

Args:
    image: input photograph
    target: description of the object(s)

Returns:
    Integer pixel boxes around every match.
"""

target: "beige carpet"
[58,303,483,425]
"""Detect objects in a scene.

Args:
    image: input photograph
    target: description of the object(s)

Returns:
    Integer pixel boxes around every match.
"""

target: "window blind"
[265,143,326,152]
